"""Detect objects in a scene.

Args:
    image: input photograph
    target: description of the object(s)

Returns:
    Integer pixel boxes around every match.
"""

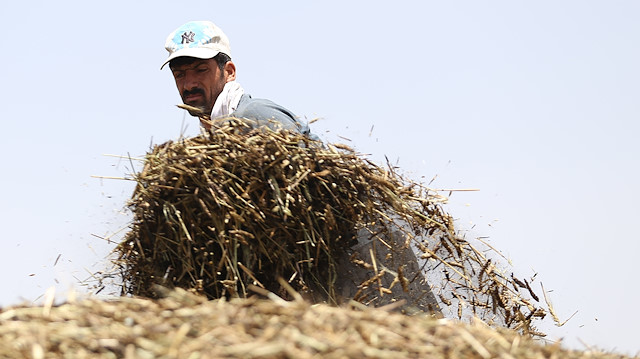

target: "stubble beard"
[182,91,210,117]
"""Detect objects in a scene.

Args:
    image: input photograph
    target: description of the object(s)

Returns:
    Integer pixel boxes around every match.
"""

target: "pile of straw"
[113,120,547,334]
[0,288,632,359]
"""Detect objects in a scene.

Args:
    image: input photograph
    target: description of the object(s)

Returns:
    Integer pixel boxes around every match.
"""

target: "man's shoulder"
[232,94,298,128]
[231,94,318,140]
[235,94,293,116]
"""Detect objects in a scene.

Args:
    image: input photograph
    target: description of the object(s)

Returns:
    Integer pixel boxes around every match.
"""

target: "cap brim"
[160,47,220,69]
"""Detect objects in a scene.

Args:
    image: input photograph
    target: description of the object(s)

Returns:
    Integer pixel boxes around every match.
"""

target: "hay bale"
[0,289,633,359]
[113,120,548,334]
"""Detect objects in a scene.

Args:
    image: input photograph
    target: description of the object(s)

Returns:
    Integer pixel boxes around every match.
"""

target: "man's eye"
[197,68,208,73]
[174,72,185,79]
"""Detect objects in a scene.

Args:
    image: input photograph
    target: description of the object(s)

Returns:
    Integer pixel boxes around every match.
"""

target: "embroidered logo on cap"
[181,31,195,44]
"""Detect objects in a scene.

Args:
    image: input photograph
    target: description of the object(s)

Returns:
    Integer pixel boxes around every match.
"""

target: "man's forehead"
[169,57,214,70]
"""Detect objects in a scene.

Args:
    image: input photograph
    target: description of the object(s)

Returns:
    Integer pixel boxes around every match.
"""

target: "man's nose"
[184,72,199,90]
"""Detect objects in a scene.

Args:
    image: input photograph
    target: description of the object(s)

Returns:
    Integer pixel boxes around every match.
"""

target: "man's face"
[170,58,229,116]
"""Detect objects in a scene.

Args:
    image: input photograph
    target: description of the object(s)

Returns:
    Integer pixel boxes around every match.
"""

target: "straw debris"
[113,119,549,334]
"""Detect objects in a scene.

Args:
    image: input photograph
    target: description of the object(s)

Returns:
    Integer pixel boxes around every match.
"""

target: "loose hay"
[113,119,547,334]
[0,289,633,359]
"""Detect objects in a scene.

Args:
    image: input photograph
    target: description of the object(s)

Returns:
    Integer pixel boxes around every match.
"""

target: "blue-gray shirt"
[231,94,319,141]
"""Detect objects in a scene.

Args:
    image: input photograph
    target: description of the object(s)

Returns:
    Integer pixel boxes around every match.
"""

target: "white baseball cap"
[161,21,231,69]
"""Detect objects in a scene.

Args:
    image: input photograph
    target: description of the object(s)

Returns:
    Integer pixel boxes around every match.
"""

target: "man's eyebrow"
[172,63,208,71]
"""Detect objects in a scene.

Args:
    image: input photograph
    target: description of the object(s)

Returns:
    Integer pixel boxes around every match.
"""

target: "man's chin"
[182,102,208,117]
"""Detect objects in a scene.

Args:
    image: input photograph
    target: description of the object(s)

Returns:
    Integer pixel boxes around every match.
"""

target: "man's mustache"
[182,88,205,98]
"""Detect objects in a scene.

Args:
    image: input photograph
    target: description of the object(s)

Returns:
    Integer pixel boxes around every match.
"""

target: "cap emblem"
[181,31,195,44]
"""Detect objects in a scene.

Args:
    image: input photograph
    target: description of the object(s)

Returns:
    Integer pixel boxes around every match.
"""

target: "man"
[161,20,315,138]
[161,21,440,314]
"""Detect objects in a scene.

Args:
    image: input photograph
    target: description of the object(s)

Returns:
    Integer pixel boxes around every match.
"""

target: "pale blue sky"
[1,1,638,355]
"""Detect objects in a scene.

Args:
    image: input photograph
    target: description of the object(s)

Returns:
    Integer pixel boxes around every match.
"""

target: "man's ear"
[224,61,236,82]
